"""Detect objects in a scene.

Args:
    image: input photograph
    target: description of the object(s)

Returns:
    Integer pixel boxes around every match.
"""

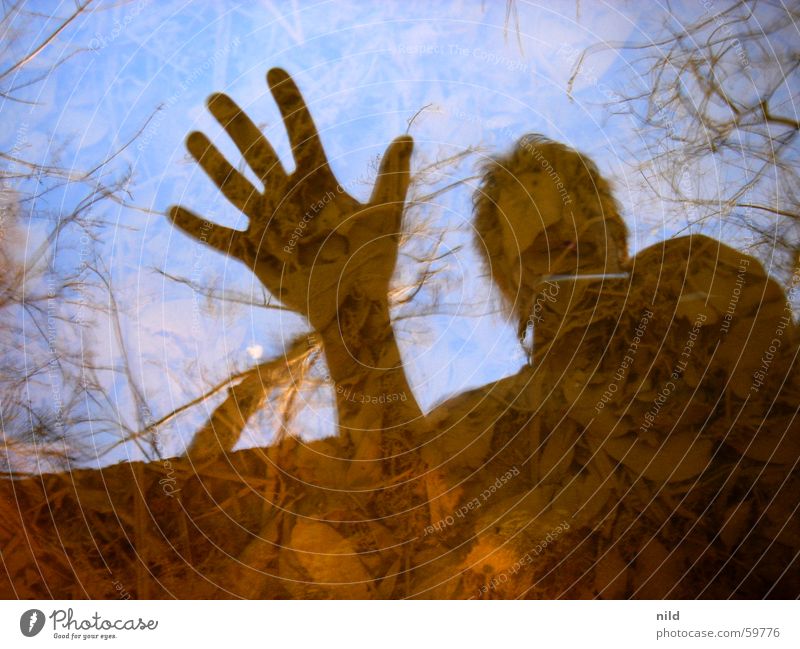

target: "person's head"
[473,134,628,334]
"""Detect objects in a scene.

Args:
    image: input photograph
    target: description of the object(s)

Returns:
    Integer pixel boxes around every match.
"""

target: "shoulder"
[633,234,762,273]
[629,234,786,312]
[427,367,538,427]
[422,369,538,472]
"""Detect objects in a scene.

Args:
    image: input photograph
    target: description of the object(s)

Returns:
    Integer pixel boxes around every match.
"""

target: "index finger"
[267,68,330,179]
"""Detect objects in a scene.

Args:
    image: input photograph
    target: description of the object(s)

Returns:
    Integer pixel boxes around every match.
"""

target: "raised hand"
[168,68,414,333]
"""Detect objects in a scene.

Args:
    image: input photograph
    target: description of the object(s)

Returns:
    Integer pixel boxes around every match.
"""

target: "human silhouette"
[164,69,800,598]
[5,68,798,601]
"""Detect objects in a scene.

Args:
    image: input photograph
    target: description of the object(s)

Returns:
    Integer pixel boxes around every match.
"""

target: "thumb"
[369,135,413,210]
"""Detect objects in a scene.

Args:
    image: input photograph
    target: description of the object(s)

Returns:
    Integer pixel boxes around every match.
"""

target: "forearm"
[319,291,423,439]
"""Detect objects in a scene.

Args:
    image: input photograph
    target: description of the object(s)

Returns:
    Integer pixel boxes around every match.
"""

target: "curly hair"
[473,134,629,333]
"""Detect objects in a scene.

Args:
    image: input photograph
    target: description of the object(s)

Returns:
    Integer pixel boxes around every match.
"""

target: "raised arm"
[168,69,424,447]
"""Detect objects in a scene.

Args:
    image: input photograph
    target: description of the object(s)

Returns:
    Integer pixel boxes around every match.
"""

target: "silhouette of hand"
[168,68,413,332]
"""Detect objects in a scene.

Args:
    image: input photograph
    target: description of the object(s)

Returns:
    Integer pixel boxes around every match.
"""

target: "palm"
[168,68,413,332]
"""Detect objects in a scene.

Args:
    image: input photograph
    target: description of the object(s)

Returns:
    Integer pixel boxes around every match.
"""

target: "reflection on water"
[2,71,798,600]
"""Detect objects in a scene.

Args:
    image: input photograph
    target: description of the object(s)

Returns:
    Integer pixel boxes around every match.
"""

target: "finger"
[207,93,287,186]
[186,131,261,218]
[168,206,243,258]
[266,68,330,178]
[370,135,413,204]
[367,135,414,231]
